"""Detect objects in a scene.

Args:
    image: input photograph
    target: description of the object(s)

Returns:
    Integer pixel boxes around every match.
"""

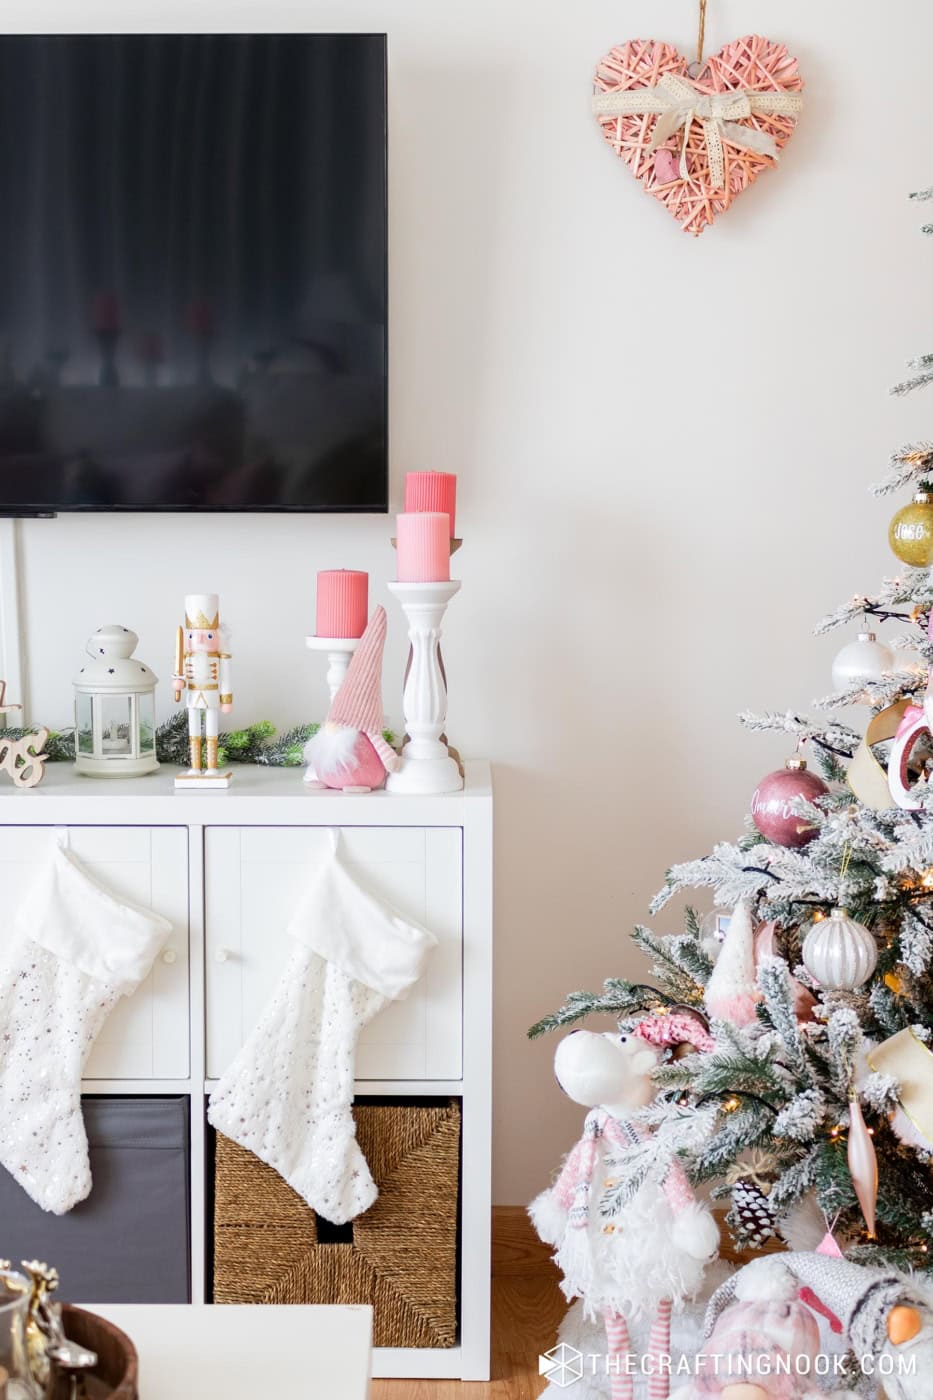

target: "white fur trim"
[670,1201,720,1262]
[16,844,172,995]
[529,1189,568,1249]
[734,1255,798,1304]
[304,723,363,775]
[287,841,437,1000]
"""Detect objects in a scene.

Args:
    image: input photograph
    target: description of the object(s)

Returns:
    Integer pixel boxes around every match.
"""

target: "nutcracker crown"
[185,594,220,629]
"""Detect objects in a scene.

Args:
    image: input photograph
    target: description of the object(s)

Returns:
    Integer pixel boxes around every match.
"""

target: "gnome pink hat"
[327,606,400,773]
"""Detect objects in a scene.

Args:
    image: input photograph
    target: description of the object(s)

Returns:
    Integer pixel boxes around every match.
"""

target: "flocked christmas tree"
[530,189,933,1275]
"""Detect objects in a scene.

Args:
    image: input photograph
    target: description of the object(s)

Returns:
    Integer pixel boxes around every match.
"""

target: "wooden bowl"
[60,1305,138,1399]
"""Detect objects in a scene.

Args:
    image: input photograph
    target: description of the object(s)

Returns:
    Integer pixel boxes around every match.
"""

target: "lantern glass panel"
[139,693,155,754]
[99,695,133,756]
[76,692,94,754]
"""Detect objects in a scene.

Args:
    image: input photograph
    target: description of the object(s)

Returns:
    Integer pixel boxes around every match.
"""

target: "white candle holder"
[386,580,463,795]
[305,636,361,704]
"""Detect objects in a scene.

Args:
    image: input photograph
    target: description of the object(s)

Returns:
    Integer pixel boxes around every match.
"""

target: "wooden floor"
[369,1208,757,1399]
[371,1207,565,1400]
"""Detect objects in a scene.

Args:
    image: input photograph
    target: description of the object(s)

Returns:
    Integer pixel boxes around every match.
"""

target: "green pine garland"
[0,715,398,770]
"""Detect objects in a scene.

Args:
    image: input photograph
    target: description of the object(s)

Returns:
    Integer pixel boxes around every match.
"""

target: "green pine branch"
[527,981,674,1039]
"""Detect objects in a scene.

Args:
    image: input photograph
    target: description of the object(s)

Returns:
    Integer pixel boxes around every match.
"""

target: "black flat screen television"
[0,33,388,514]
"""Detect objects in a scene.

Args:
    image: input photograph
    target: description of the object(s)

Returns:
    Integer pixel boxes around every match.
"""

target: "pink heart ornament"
[593,35,804,236]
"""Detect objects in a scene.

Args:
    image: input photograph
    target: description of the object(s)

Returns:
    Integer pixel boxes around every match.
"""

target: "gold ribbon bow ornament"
[592,73,803,190]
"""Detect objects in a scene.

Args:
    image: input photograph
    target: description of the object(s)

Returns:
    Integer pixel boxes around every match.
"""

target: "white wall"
[9,0,933,1203]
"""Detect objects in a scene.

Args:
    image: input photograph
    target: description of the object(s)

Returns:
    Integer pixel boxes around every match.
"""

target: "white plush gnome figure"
[704,898,760,1026]
[0,838,171,1213]
[303,605,400,790]
[208,833,437,1223]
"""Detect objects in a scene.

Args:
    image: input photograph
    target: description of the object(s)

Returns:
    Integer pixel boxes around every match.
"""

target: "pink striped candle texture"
[404,471,457,537]
[315,570,369,638]
[396,513,451,582]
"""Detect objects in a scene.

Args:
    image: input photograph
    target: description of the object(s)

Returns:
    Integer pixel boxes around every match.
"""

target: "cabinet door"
[205,826,462,1081]
[0,826,189,1079]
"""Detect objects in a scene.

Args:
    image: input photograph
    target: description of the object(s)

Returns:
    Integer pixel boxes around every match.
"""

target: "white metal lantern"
[73,625,159,777]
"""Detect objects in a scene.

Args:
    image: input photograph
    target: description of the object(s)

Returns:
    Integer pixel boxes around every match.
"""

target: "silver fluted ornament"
[801,908,878,990]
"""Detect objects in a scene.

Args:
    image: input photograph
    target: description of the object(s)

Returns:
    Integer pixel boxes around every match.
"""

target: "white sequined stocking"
[0,842,171,1214]
[208,835,437,1225]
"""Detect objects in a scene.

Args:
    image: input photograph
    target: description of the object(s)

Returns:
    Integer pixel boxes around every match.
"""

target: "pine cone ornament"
[728,1178,778,1247]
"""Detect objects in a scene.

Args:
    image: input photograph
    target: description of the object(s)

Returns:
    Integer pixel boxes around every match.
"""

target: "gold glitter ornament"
[889,489,933,566]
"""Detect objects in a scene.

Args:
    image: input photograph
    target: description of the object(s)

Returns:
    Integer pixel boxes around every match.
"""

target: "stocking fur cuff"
[288,841,438,1000]
[16,844,172,994]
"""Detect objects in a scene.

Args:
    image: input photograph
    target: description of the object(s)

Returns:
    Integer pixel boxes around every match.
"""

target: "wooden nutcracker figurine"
[172,593,234,788]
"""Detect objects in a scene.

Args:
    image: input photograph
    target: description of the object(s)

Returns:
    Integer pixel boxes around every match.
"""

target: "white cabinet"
[204,826,463,1082]
[0,825,189,1079]
[0,762,492,1380]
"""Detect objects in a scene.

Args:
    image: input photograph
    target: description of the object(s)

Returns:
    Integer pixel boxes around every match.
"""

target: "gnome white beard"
[304,722,362,776]
[0,843,171,1214]
[208,835,437,1224]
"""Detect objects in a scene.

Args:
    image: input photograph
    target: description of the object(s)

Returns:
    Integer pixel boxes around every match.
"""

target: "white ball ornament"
[801,908,878,990]
[830,631,893,696]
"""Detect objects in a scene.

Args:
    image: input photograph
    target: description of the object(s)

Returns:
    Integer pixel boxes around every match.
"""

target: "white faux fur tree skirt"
[539,1264,733,1400]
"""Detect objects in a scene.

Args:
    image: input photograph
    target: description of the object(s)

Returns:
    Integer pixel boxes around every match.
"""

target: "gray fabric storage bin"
[0,1096,190,1303]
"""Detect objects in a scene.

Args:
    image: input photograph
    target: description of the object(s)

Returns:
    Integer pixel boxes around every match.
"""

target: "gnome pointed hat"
[704,898,761,1026]
[327,606,400,772]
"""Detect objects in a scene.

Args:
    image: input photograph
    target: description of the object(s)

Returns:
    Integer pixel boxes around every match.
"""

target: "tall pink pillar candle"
[396,513,451,582]
[316,570,368,637]
[404,471,457,537]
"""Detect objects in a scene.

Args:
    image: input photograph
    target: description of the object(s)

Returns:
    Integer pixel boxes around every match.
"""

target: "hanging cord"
[696,0,708,65]
[838,842,853,906]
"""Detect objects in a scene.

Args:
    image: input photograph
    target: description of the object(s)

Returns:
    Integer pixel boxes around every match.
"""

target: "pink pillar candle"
[316,570,368,638]
[396,513,451,582]
[404,471,457,537]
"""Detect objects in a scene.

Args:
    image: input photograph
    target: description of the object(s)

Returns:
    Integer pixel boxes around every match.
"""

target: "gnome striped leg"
[605,1311,634,1400]
[647,1299,673,1400]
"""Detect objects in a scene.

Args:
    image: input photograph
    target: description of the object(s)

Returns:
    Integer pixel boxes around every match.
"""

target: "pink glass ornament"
[754,920,818,1023]
[847,1097,878,1237]
[754,919,778,961]
[751,759,829,848]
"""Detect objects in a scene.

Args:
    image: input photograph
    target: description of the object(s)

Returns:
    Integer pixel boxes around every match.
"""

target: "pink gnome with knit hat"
[695,1257,822,1400]
[303,605,400,791]
[530,1011,722,1400]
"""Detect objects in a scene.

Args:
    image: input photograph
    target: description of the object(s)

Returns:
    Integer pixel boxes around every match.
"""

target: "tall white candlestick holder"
[386,580,463,794]
[305,636,361,703]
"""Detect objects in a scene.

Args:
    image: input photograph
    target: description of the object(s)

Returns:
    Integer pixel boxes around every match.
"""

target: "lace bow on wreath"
[592,73,803,190]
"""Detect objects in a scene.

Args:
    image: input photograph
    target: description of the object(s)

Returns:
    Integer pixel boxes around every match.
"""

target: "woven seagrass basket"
[212,1098,461,1349]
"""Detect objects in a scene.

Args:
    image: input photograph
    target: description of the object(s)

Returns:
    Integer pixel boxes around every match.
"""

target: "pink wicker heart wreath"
[592,35,804,236]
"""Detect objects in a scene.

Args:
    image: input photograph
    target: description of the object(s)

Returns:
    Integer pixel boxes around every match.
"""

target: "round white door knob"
[214,947,230,963]
[161,948,178,966]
